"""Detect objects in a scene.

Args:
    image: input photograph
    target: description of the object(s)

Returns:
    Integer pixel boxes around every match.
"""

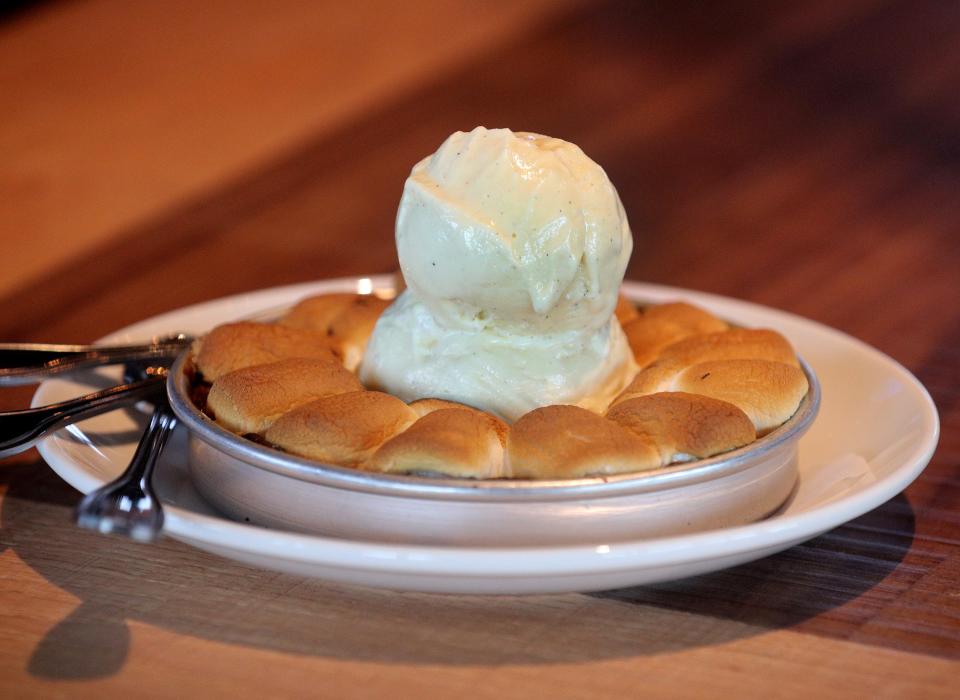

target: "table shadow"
[0,461,915,679]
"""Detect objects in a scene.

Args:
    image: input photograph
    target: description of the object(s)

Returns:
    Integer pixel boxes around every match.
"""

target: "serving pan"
[166,286,821,547]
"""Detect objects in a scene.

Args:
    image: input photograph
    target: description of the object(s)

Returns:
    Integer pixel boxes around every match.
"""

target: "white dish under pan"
[33,277,938,594]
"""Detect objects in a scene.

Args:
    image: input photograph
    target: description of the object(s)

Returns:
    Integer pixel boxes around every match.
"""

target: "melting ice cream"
[360,127,637,420]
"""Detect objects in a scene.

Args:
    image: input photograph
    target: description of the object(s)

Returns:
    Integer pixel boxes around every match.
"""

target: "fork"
[73,400,177,542]
[0,339,186,541]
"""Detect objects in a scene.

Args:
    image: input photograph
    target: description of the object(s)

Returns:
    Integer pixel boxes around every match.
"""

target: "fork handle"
[0,375,166,458]
[0,339,189,386]
[123,405,178,487]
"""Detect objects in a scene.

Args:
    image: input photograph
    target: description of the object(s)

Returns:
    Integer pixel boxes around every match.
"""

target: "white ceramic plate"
[33,277,939,594]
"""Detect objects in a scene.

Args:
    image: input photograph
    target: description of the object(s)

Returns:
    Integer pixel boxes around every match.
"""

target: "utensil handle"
[128,406,178,490]
[0,375,166,458]
[0,338,190,386]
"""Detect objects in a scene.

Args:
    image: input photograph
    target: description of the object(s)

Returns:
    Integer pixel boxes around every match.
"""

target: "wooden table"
[1,1,958,696]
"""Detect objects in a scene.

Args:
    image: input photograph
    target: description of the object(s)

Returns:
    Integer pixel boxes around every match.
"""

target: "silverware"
[0,335,185,539]
[0,370,166,458]
[73,399,176,542]
[0,334,192,386]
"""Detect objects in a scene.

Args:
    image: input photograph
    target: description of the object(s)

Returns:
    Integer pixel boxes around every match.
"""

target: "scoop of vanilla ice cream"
[361,291,635,420]
[360,127,637,421]
[396,127,632,334]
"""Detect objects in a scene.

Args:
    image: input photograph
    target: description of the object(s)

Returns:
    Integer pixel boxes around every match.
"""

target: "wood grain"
[1,0,959,696]
[0,0,579,297]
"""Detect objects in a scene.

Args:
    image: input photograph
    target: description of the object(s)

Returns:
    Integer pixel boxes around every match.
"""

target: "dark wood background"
[1,0,957,695]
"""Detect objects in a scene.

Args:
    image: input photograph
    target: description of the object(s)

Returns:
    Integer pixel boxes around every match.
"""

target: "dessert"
[279,293,391,371]
[612,328,808,434]
[205,357,362,434]
[184,127,811,481]
[605,393,755,463]
[508,404,661,479]
[188,289,807,478]
[193,322,339,381]
[366,406,509,479]
[615,359,808,435]
[614,294,640,325]
[359,127,637,421]
[264,391,418,467]
[408,397,475,417]
[619,302,730,368]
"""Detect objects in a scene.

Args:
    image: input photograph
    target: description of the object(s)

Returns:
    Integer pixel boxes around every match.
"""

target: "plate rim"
[34,276,940,579]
